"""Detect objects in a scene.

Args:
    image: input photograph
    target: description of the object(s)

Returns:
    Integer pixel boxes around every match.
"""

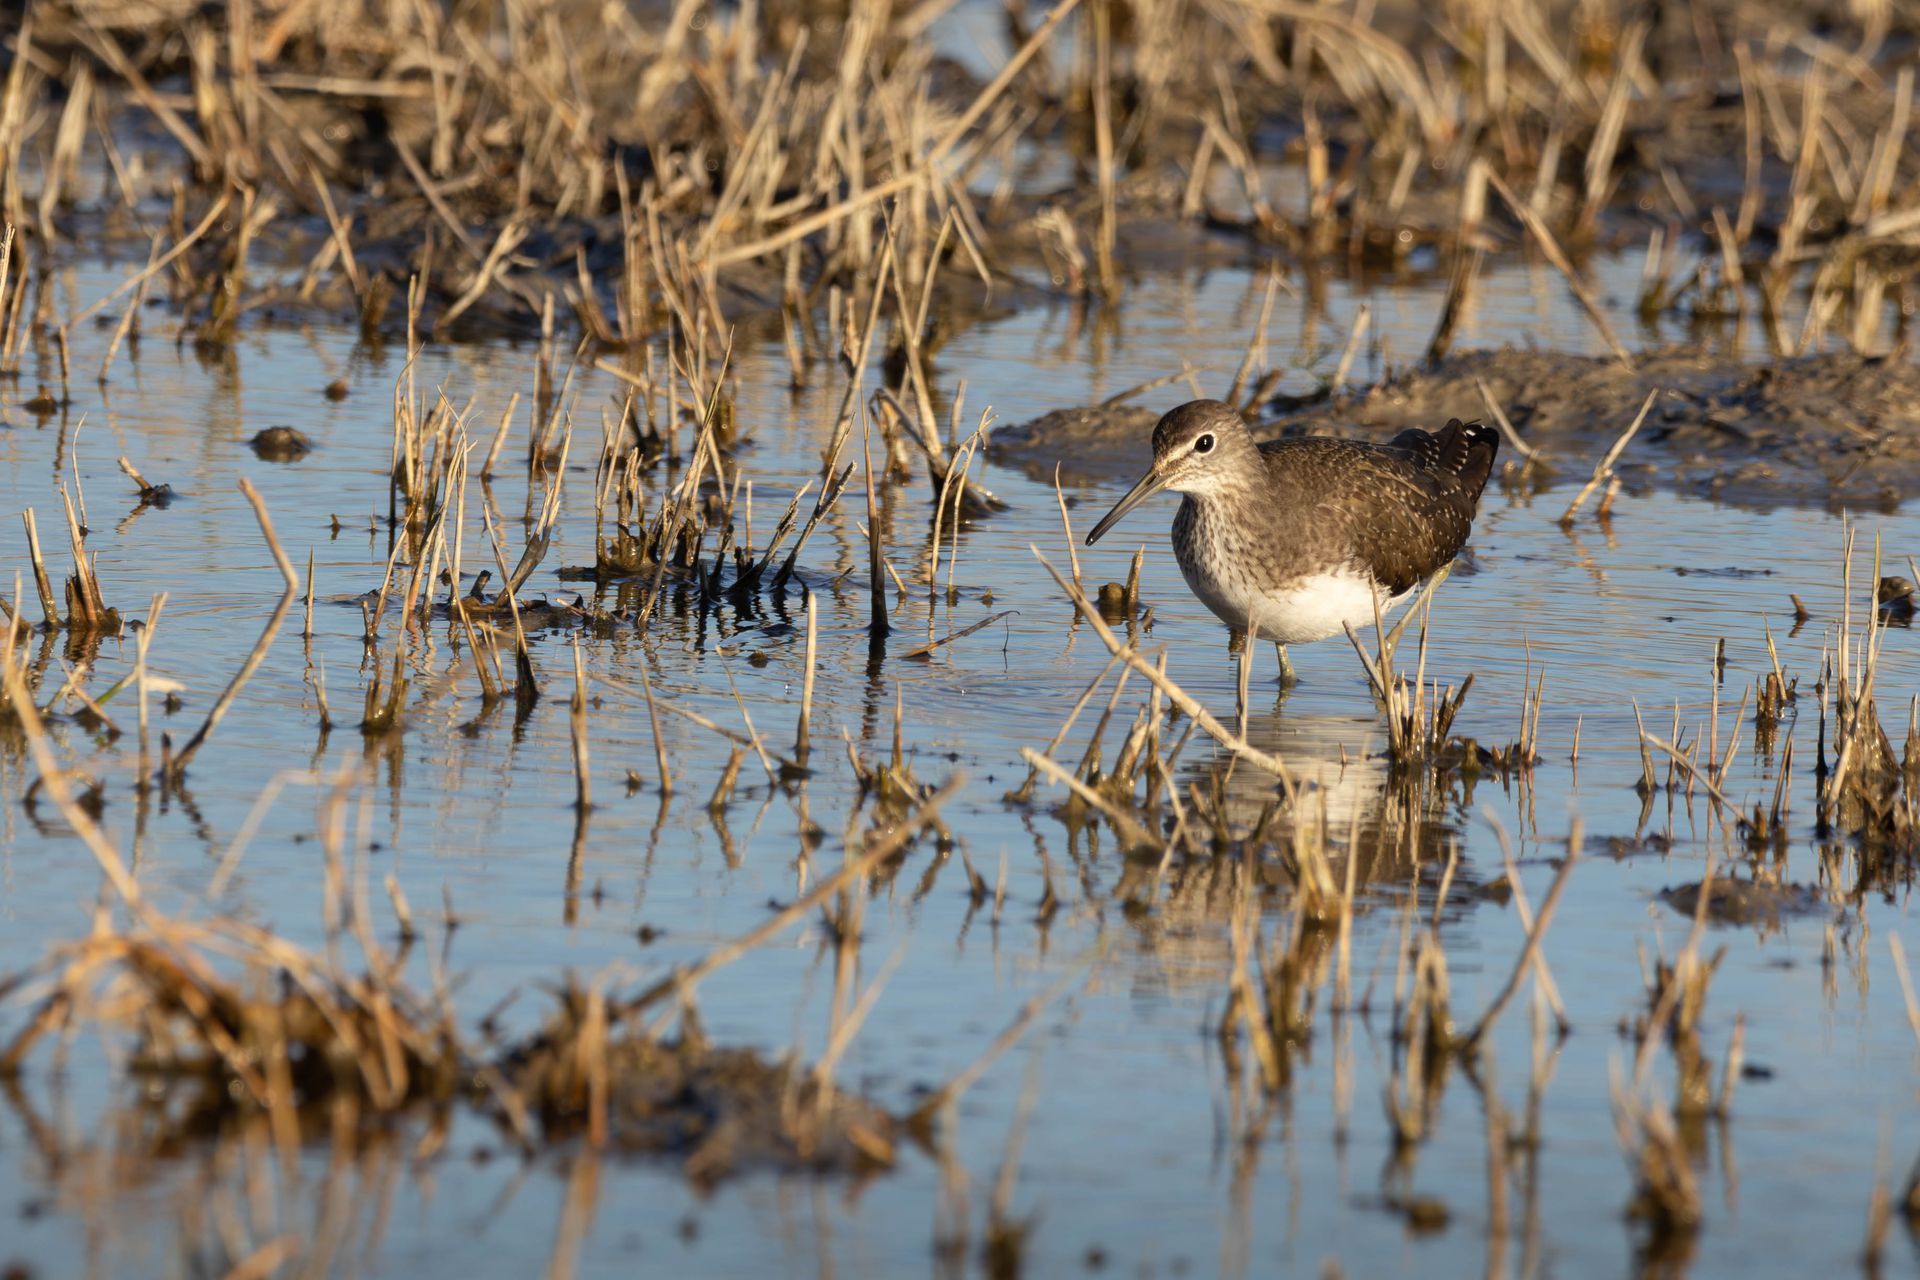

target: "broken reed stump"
[20,504,118,635]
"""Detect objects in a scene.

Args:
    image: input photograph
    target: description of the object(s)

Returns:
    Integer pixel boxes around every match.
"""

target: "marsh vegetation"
[0,0,1916,1276]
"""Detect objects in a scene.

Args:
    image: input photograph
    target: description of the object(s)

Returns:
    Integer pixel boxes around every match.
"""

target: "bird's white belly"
[1182,558,1402,645]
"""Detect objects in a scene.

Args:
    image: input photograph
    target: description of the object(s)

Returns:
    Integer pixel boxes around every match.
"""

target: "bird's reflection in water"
[1217,706,1467,882]
[1113,701,1477,995]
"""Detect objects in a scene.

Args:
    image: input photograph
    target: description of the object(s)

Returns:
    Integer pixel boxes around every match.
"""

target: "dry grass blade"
[624,778,960,1013]
[1474,376,1541,465]
[570,641,592,811]
[1560,390,1657,527]
[1483,169,1633,366]
[171,479,301,772]
[907,946,1098,1129]
[639,663,673,797]
[1640,733,1739,812]
[1018,748,1161,853]
[1462,826,1580,1050]
[22,509,60,628]
[898,610,1016,661]
[1033,547,1295,790]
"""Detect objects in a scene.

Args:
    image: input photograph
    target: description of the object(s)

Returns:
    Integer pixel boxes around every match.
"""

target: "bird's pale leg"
[1273,643,1297,688]
[1237,621,1259,737]
[1381,563,1453,666]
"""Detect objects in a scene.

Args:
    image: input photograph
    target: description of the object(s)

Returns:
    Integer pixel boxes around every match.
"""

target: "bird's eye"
[1194,433,1215,455]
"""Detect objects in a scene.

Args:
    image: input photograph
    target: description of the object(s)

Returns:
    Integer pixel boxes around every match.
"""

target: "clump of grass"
[1612,833,1749,1259]
[1819,529,1913,854]
[4,773,967,1193]
[4,913,902,1182]
[1753,622,1797,749]
[18,493,122,639]
[1218,852,1337,1095]
[360,651,408,735]
[1613,1064,1704,1249]
[1341,573,1494,771]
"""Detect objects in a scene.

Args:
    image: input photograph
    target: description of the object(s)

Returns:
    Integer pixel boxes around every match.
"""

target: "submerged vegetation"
[0,0,1914,1275]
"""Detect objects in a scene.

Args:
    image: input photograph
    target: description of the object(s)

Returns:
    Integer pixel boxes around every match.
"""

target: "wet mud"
[993,346,1920,508]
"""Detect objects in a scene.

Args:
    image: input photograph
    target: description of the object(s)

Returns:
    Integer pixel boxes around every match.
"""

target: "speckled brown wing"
[1259,420,1498,596]
[1386,418,1498,488]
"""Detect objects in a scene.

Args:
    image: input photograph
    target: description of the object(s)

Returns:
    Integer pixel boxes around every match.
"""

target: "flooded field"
[3,0,1920,1276]
[0,249,1915,1279]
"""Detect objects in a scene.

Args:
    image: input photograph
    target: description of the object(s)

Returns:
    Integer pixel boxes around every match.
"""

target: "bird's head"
[1085,400,1256,545]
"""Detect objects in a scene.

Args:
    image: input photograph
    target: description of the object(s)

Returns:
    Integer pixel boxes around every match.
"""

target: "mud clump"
[1658,878,1829,928]
[988,405,1159,485]
[1323,348,1920,510]
[995,348,1920,510]
[250,427,314,462]
[1878,576,1915,622]
[501,1001,898,1184]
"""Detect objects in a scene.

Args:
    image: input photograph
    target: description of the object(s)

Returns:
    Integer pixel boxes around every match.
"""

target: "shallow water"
[1,251,1918,1279]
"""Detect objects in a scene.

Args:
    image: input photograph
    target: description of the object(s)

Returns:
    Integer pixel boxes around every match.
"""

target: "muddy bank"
[991,346,1920,509]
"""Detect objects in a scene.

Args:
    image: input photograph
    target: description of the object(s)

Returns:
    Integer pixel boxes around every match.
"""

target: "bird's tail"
[1436,417,1499,496]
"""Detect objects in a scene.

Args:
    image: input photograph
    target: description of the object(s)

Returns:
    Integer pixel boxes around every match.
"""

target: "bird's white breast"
[1179,545,1401,645]
[1251,569,1403,644]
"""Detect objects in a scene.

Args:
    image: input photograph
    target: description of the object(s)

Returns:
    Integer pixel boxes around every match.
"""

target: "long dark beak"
[1085,469,1168,545]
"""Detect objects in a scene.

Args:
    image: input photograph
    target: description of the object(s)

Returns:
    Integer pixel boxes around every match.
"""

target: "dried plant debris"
[0,0,1909,349]
[3,926,896,1184]
[117,456,175,508]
